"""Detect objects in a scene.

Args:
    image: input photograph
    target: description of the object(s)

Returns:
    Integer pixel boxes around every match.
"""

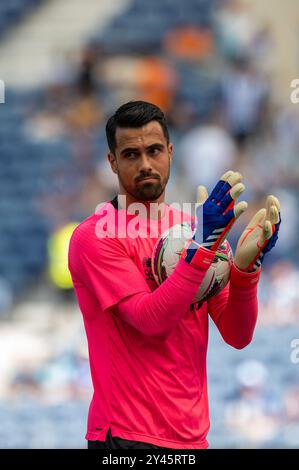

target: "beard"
[119,164,170,202]
[134,179,165,201]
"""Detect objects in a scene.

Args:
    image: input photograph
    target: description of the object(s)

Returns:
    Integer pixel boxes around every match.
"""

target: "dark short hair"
[106,101,169,153]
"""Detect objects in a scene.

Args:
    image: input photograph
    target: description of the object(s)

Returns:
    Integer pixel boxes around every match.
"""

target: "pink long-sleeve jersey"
[68,198,260,449]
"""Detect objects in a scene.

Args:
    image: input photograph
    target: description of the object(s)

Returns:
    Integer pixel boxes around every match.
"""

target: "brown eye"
[126,152,137,159]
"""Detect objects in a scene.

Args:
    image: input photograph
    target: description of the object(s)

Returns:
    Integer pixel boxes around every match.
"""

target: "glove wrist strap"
[181,241,215,270]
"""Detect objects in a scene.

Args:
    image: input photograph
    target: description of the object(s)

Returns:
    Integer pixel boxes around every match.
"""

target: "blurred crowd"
[0,303,298,448]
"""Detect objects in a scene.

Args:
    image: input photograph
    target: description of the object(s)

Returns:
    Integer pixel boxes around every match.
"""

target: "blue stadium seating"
[93,0,215,53]
[0,92,63,298]
[0,0,42,37]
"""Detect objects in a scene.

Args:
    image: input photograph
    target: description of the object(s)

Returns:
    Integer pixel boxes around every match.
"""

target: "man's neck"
[117,193,166,220]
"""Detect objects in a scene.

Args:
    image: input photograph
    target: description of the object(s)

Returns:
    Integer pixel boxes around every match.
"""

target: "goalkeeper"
[68,101,281,449]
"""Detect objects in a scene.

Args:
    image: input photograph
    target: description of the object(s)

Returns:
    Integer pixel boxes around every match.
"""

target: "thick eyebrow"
[120,143,165,155]
[120,147,140,155]
[147,143,165,150]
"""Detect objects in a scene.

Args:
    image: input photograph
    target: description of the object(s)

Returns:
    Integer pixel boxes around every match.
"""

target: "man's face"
[108,121,173,202]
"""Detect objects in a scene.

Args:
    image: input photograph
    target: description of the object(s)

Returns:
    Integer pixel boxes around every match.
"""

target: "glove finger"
[233,200,248,219]
[214,181,232,203]
[218,183,245,211]
[210,180,226,200]
[266,196,279,225]
[231,182,245,201]
[267,194,280,211]
[227,171,243,187]
[214,172,243,203]
[270,206,279,225]
[260,219,273,244]
[209,170,234,201]
[266,194,277,205]
[220,170,234,182]
[270,196,281,225]
[196,185,209,205]
[223,201,246,225]
[246,208,266,229]
[274,196,281,211]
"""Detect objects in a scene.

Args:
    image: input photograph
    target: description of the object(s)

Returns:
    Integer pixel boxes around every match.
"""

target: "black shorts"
[88,429,165,449]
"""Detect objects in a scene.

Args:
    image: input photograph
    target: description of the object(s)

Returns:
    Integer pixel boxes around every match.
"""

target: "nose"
[138,153,153,174]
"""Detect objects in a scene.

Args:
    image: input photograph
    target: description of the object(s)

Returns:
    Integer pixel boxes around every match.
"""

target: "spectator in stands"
[225,360,282,446]
[178,107,237,199]
[215,0,261,59]
[76,44,99,97]
[64,96,102,133]
[163,23,214,62]
[220,55,269,149]
[258,260,299,325]
[136,54,178,113]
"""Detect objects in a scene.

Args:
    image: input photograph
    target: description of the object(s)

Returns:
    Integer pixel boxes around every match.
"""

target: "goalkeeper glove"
[182,170,248,267]
[234,195,281,272]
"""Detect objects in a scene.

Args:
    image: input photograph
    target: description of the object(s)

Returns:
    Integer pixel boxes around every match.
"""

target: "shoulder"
[69,201,131,261]
[70,213,98,250]
[70,201,119,251]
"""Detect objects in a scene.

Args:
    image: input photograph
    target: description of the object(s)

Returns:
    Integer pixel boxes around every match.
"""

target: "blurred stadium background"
[0,0,299,449]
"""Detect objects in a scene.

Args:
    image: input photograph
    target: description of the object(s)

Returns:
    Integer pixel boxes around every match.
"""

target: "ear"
[108,152,118,175]
[168,143,173,166]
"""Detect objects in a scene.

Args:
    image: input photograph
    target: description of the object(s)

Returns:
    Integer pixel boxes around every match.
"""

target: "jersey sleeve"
[207,263,261,349]
[69,219,216,338]
[113,251,215,338]
[68,223,151,312]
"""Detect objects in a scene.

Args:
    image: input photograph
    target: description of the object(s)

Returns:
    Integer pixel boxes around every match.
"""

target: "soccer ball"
[151,222,233,304]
